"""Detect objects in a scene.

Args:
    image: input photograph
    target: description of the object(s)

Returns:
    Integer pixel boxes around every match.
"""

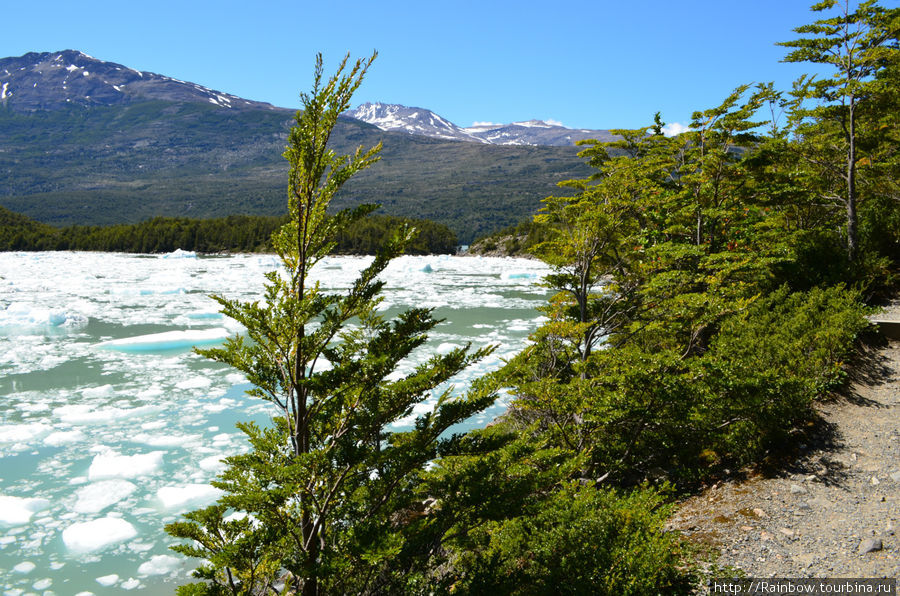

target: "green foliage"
[165,53,494,595]
[778,0,900,262]
[0,206,457,255]
[501,75,879,487]
[448,482,699,595]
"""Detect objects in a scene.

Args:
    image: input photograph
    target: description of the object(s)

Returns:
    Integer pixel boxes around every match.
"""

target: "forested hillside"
[0,207,458,254]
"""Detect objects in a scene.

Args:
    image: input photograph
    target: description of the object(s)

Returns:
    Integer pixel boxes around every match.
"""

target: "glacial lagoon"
[0,251,549,594]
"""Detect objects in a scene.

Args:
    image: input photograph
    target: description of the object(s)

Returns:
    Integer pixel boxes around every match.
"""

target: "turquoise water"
[0,252,549,594]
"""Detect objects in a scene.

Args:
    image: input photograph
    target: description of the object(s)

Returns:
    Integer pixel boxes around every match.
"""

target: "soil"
[669,327,900,580]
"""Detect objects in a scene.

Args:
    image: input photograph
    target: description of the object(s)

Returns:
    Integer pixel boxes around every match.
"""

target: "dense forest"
[0,207,458,255]
[153,3,899,594]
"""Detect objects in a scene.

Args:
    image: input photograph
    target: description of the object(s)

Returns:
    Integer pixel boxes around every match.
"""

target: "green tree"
[166,52,495,595]
[779,0,900,263]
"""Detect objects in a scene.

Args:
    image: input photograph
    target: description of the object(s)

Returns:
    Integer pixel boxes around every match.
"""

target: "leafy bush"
[450,482,699,595]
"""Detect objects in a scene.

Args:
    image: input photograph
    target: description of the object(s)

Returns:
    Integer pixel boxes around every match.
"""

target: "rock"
[790,484,808,495]
[753,507,768,518]
[779,528,795,537]
[871,475,880,485]
[858,538,883,554]
[890,471,900,483]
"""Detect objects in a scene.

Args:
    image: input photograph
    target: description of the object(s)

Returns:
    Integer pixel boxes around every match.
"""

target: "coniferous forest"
[0,208,458,255]
[11,2,884,594]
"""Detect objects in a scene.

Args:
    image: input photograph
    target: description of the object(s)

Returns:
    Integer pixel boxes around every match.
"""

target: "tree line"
[165,4,899,593]
[0,208,457,255]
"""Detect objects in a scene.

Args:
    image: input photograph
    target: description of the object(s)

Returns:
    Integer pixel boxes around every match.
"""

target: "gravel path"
[670,337,900,580]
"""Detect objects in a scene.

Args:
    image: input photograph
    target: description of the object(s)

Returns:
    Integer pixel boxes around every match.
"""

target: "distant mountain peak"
[346,102,614,147]
[0,50,279,112]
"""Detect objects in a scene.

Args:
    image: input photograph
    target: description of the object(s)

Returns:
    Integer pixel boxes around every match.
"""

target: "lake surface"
[0,251,549,594]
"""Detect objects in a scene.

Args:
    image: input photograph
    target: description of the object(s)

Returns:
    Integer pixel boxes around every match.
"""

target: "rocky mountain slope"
[0,50,278,112]
[0,51,593,243]
[345,102,617,146]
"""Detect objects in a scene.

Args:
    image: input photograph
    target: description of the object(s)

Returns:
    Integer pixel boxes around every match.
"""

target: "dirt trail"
[670,331,900,579]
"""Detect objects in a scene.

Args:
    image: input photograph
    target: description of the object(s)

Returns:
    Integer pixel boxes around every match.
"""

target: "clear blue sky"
[4,0,897,130]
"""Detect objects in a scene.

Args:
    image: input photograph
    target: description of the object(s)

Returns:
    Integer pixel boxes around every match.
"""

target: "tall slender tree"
[166,52,495,595]
[779,0,900,263]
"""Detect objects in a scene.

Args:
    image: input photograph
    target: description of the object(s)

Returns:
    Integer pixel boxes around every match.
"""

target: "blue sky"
[4,0,897,130]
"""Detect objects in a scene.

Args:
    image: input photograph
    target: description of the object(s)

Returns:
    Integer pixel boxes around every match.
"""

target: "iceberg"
[88,450,164,480]
[62,516,137,552]
[96,327,229,352]
[161,249,197,259]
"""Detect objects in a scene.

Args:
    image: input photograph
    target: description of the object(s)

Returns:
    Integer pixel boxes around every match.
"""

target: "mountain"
[0,51,592,243]
[345,102,617,147]
[0,50,278,112]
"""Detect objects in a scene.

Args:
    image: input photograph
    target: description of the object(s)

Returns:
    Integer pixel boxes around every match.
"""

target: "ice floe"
[157,483,223,510]
[137,553,182,575]
[88,450,165,480]
[96,327,229,352]
[72,479,137,513]
[62,516,137,552]
[0,496,51,526]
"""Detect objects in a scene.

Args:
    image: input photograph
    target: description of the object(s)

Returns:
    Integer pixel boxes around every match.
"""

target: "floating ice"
[12,561,35,573]
[0,302,88,330]
[137,553,181,575]
[72,480,137,513]
[175,376,212,390]
[95,574,118,586]
[0,495,51,526]
[0,422,52,444]
[32,577,52,590]
[88,450,164,480]
[198,455,227,473]
[161,249,197,259]
[44,429,87,446]
[157,484,222,510]
[58,404,162,425]
[63,517,137,552]
[96,328,229,352]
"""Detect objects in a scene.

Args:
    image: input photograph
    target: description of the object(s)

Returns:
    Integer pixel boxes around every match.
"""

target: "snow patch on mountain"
[346,103,616,147]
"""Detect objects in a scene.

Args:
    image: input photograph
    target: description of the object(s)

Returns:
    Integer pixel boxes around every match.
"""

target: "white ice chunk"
[198,455,227,473]
[96,328,229,352]
[88,450,164,480]
[122,577,141,589]
[58,404,162,424]
[72,480,137,513]
[82,384,115,398]
[157,484,222,510]
[44,429,86,446]
[63,517,137,552]
[32,578,52,590]
[137,553,181,575]
[0,496,51,526]
[175,376,211,389]
[161,249,197,259]
[95,574,119,586]
[12,561,35,573]
[0,422,52,444]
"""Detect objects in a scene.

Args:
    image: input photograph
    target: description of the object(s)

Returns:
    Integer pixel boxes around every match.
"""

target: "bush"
[450,482,699,595]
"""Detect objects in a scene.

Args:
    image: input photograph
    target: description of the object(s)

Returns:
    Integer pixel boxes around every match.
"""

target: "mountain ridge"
[0,50,593,243]
[345,101,617,147]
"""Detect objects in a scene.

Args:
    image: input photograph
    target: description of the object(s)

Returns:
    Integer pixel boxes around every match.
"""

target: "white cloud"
[662,122,691,137]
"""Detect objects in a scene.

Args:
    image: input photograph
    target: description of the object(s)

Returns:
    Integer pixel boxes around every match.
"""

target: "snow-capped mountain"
[344,102,482,143]
[345,102,616,147]
[0,50,280,112]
